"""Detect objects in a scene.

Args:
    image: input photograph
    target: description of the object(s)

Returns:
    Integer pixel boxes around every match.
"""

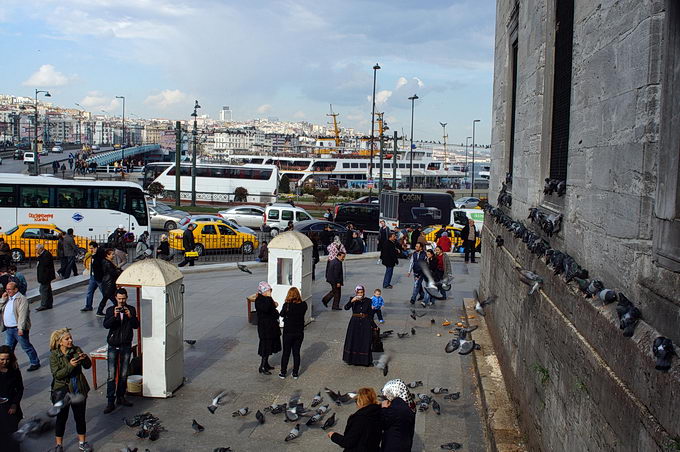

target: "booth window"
[277,258,293,285]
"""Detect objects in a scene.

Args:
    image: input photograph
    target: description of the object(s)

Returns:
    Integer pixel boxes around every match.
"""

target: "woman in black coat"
[380,379,417,452]
[255,281,281,375]
[0,345,23,452]
[97,248,122,316]
[342,285,374,366]
[279,287,307,379]
[328,387,382,451]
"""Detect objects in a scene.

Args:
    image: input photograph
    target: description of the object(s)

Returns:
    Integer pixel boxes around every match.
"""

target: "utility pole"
[408,94,419,191]
[368,63,380,197]
[471,120,480,196]
[378,116,385,195]
[465,136,471,188]
[392,131,398,189]
[440,122,448,170]
[175,121,182,206]
[33,89,51,175]
[191,100,201,206]
[116,96,125,160]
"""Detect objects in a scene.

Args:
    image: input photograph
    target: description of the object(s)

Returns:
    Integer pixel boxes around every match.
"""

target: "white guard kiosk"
[117,259,185,398]
[267,231,313,325]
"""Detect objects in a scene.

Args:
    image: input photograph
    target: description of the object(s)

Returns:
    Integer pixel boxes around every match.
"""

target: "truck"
[379,191,454,229]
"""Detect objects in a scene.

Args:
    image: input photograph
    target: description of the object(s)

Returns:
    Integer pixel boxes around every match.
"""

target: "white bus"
[153,163,279,203]
[0,174,150,238]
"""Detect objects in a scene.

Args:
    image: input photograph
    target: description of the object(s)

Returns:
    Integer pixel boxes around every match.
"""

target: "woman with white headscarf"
[380,379,416,451]
[255,281,281,375]
[342,285,374,366]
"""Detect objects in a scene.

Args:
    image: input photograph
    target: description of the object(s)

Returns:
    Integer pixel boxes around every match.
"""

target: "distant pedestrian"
[436,231,452,253]
[377,219,390,252]
[52,160,59,175]
[380,233,400,289]
[279,287,307,379]
[284,220,294,232]
[7,266,27,296]
[177,223,196,267]
[0,345,23,452]
[0,282,40,371]
[60,228,78,279]
[0,240,10,270]
[407,243,426,305]
[35,244,55,311]
[60,163,66,178]
[68,156,74,170]
[257,240,268,263]
[82,242,104,312]
[324,208,334,222]
[322,251,345,310]
[371,288,385,323]
[342,285,374,366]
[97,249,122,317]
[103,288,138,413]
[255,281,281,375]
[461,218,477,264]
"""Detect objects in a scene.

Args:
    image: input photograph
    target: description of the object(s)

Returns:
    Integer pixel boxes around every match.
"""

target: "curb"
[26,274,90,303]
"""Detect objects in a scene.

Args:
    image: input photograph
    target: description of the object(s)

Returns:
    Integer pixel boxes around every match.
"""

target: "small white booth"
[267,231,314,324]
[117,259,185,398]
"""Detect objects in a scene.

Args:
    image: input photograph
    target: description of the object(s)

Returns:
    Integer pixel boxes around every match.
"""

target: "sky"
[0,0,496,143]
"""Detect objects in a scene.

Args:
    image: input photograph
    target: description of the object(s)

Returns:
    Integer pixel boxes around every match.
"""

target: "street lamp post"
[191,100,201,206]
[368,63,380,196]
[464,136,472,187]
[440,122,448,171]
[408,94,419,191]
[471,120,480,196]
[33,89,51,175]
[115,96,125,160]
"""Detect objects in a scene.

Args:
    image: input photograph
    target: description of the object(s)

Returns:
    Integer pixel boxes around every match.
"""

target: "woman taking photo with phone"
[49,328,93,452]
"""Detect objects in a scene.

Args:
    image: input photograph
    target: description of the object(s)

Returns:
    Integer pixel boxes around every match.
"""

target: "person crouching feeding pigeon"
[103,288,139,414]
[255,281,281,375]
[327,387,382,450]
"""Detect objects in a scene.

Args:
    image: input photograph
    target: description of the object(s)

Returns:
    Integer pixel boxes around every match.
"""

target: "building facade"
[482,1,679,451]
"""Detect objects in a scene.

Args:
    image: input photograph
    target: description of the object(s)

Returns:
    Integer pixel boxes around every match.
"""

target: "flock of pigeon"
[483,202,676,372]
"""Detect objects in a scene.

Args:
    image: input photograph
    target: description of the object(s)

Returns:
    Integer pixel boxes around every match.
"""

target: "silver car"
[218,205,265,229]
[149,202,187,230]
[179,214,256,235]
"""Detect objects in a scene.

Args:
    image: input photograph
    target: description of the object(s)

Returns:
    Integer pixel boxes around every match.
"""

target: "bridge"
[86,144,162,166]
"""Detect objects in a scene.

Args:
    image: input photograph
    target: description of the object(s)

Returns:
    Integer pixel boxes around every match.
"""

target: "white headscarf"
[382,379,415,411]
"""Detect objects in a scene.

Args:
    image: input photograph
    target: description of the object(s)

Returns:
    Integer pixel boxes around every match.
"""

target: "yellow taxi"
[169,221,259,255]
[0,224,90,262]
[422,225,481,251]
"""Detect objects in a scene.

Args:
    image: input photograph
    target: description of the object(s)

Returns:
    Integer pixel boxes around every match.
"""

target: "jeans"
[410,275,424,302]
[39,283,53,308]
[85,274,103,309]
[372,308,384,321]
[5,327,40,366]
[280,333,304,374]
[107,345,132,402]
[382,266,394,288]
[464,240,476,262]
[54,398,87,437]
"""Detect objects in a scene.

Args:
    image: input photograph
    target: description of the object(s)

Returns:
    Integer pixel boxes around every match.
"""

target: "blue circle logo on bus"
[72,213,84,222]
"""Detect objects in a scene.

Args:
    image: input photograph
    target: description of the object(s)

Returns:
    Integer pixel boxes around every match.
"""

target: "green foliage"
[531,363,550,386]
[313,190,329,207]
[278,174,291,193]
[147,181,165,198]
[234,186,248,202]
[303,184,316,195]
[667,438,680,451]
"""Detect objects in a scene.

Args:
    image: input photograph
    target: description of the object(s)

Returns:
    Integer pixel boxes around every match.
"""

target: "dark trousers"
[177,255,195,267]
[382,265,394,288]
[55,398,87,437]
[372,308,383,321]
[322,284,341,309]
[59,256,77,278]
[464,239,476,262]
[97,292,116,314]
[107,345,132,402]
[39,282,53,308]
[280,333,304,374]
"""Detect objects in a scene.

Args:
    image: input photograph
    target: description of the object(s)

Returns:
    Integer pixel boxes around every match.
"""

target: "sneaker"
[409,299,415,305]
[79,441,93,452]
[95,311,105,317]
[80,307,93,312]
[278,372,286,379]
[103,404,115,414]
[379,320,385,323]
[292,372,299,379]
[420,301,427,308]
[27,364,40,372]
[51,445,64,452]
[35,306,51,311]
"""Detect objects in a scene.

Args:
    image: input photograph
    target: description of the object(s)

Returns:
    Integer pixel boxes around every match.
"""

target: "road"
[0,146,112,174]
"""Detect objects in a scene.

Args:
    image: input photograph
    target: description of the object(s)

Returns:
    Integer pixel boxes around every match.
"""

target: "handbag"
[184,251,199,258]
[372,327,384,353]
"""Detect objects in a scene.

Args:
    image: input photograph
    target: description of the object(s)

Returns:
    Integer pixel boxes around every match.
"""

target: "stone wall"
[485,0,680,450]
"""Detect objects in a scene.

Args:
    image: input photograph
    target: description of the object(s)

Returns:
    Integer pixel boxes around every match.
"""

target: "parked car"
[16,142,31,151]
[352,196,379,204]
[454,197,481,209]
[333,202,380,231]
[263,203,313,236]
[179,214,256,235]
[52,145,64,153]
[148,201,187,230]
[293,219,348,234]
[23,152,35,164]
[39,148,48,156]
[218,205,265,229]
[13,149,23,160]
[168,221,258,255]
[91,145,100,150]
[0,224,89,262]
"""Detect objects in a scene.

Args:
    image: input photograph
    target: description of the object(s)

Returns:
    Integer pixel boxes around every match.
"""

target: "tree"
[147,182,165,206]
[313,190,329,207]
[328,184,340,197]
[278,174,291,193]
[234,186,248,202]
[303,184,316,195]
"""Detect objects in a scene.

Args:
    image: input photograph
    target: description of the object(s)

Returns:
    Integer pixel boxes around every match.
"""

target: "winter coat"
[101,259,121,296]
[103,304,139,347]
[255,294,281,356]
[50,346,91,396]
[381,397,416,452]
[330,403,382,451]
[325,258,344,285]
[380,240,401,268]
[62,234,77,257]
[281,301,307,336]
[0,293,31,332]
[182,228,196,252]
[37,250,56,284]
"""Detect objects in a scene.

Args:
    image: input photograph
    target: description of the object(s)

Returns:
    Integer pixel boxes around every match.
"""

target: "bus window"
[126,188,149,227]
[0,185,17,207]
[19,186,50,208]
[96,188,121,210]
[57,187,89,208]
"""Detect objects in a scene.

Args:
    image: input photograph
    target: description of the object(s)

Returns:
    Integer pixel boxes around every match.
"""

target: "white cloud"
[79,92,120,112]
[22,64,70,87]
[414,77,425,88]
[257,104,273,114]
[144,89,188,109]
[293,111,306,119]
[395,77,408,90]
[375,90,392,106]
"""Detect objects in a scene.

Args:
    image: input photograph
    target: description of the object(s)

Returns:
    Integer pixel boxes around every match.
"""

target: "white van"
[263,203,313,236]
[451,208,484,230]
[23,152,35,164]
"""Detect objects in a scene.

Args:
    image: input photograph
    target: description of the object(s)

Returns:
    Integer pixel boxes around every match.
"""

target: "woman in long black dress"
[342,285,374,366]
[255,281,281,375]
[0,345,23,452]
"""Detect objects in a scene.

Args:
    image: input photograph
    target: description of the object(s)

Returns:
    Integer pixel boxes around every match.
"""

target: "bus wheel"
[241,241,254,254]
[10,249,25,263]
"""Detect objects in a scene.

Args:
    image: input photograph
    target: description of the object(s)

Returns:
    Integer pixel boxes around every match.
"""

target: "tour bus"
[379,190,455,229]
[0,174,150,238]
[142,162,173,189]
[152,163,279,203]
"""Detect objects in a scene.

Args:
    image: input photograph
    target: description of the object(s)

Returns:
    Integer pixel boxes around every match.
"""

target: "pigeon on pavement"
[445,338,460,353]
[306,412,324,426]
[255,410,265,424]
[397,332,409,339]
[406,380,423,388]
[324,388,341,405]
[237,263,252,274]
[191,419,204,433]
[321,413,337,430]
[284,423,300,442]
[432,399,441,415]
[207,390,229,414]
[444,392,461,401]
[316,404,330,415]
[231,407,249,417]
[440,442,463,450]
[284,408,299,422]
[184,340,196,345]
[411,327,416,336]
[311,392,323,407]
[431,387,448,394]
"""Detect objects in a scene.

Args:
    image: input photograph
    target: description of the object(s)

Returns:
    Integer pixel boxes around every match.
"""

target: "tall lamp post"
[368,63,380,197]
[33,89,51,175]
[408,94,419,191]
[74,103,84,145]
[471,119,480,196]
[115,96,125,160]
[464,136,472,187]
[439,122,448,171]
[190,100,201,206]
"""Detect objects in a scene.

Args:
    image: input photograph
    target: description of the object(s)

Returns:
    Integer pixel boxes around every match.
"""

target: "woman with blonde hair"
[49,328,93,452]
[327,387,382,450]
[279,287,307,379]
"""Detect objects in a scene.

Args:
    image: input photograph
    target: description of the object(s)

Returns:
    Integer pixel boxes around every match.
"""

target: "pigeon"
[444,392,461,401]
[191,419,204,433]
[418,261,450,300]
[184,340,196,345]
[207,390,229,414]
[431,318,436,325]
[288,393,301,408]
[12,415,52,442]
[47,393,86,417]
[379,330,394,339]
[474,289,497,316]
[585,280,604,298]
[285,423,300,441]
[441,442,463,450]
[432,399,441,415]
[214,448,232,452]
[324,388,341,405]
[265,403,287,415]
[306,412,324,426]
[255,410,265,424]
[445,338,460,353]
[556,180,566,196]
[616,294,641,337]
[406,380,423,388]
[515,266,543,295]
[653,337,675,371]
[311,392,323,407]
[495,235,504,247]
[338,392,357,404]
[316,404,330,415]
[231,407,249,417]
[418,402,429,412]
[571,277,591,294]
[397,332,409,339]
[410,309,426,318]
[321,413,337,430]
[237,263,252,274]
[417,393,432,404]
[410,312,417,320]
[411,328,416,336]
[459,336,475,355]
[375,354,390,377]
[431,387,449,394]
[284,408,299,422]
[598,289,617,304]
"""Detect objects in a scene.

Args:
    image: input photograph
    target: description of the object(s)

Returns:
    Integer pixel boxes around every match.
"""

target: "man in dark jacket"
[322,252,345,310]
[83,242,105,312]
[461,218,477,263]
[377,220,390,251]
[177,223,196,267]
[61,228,78,279]
[102,287,139,413]
[380,232,401,289]
[407,242,426,305]
[35,244,56,311]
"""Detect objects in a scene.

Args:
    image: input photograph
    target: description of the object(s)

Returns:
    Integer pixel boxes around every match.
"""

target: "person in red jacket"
[436,231,452,252]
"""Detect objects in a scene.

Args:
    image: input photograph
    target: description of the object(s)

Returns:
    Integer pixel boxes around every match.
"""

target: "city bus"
[152,163,279,203]
[0,174,150,238]
[142,162,173,189]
